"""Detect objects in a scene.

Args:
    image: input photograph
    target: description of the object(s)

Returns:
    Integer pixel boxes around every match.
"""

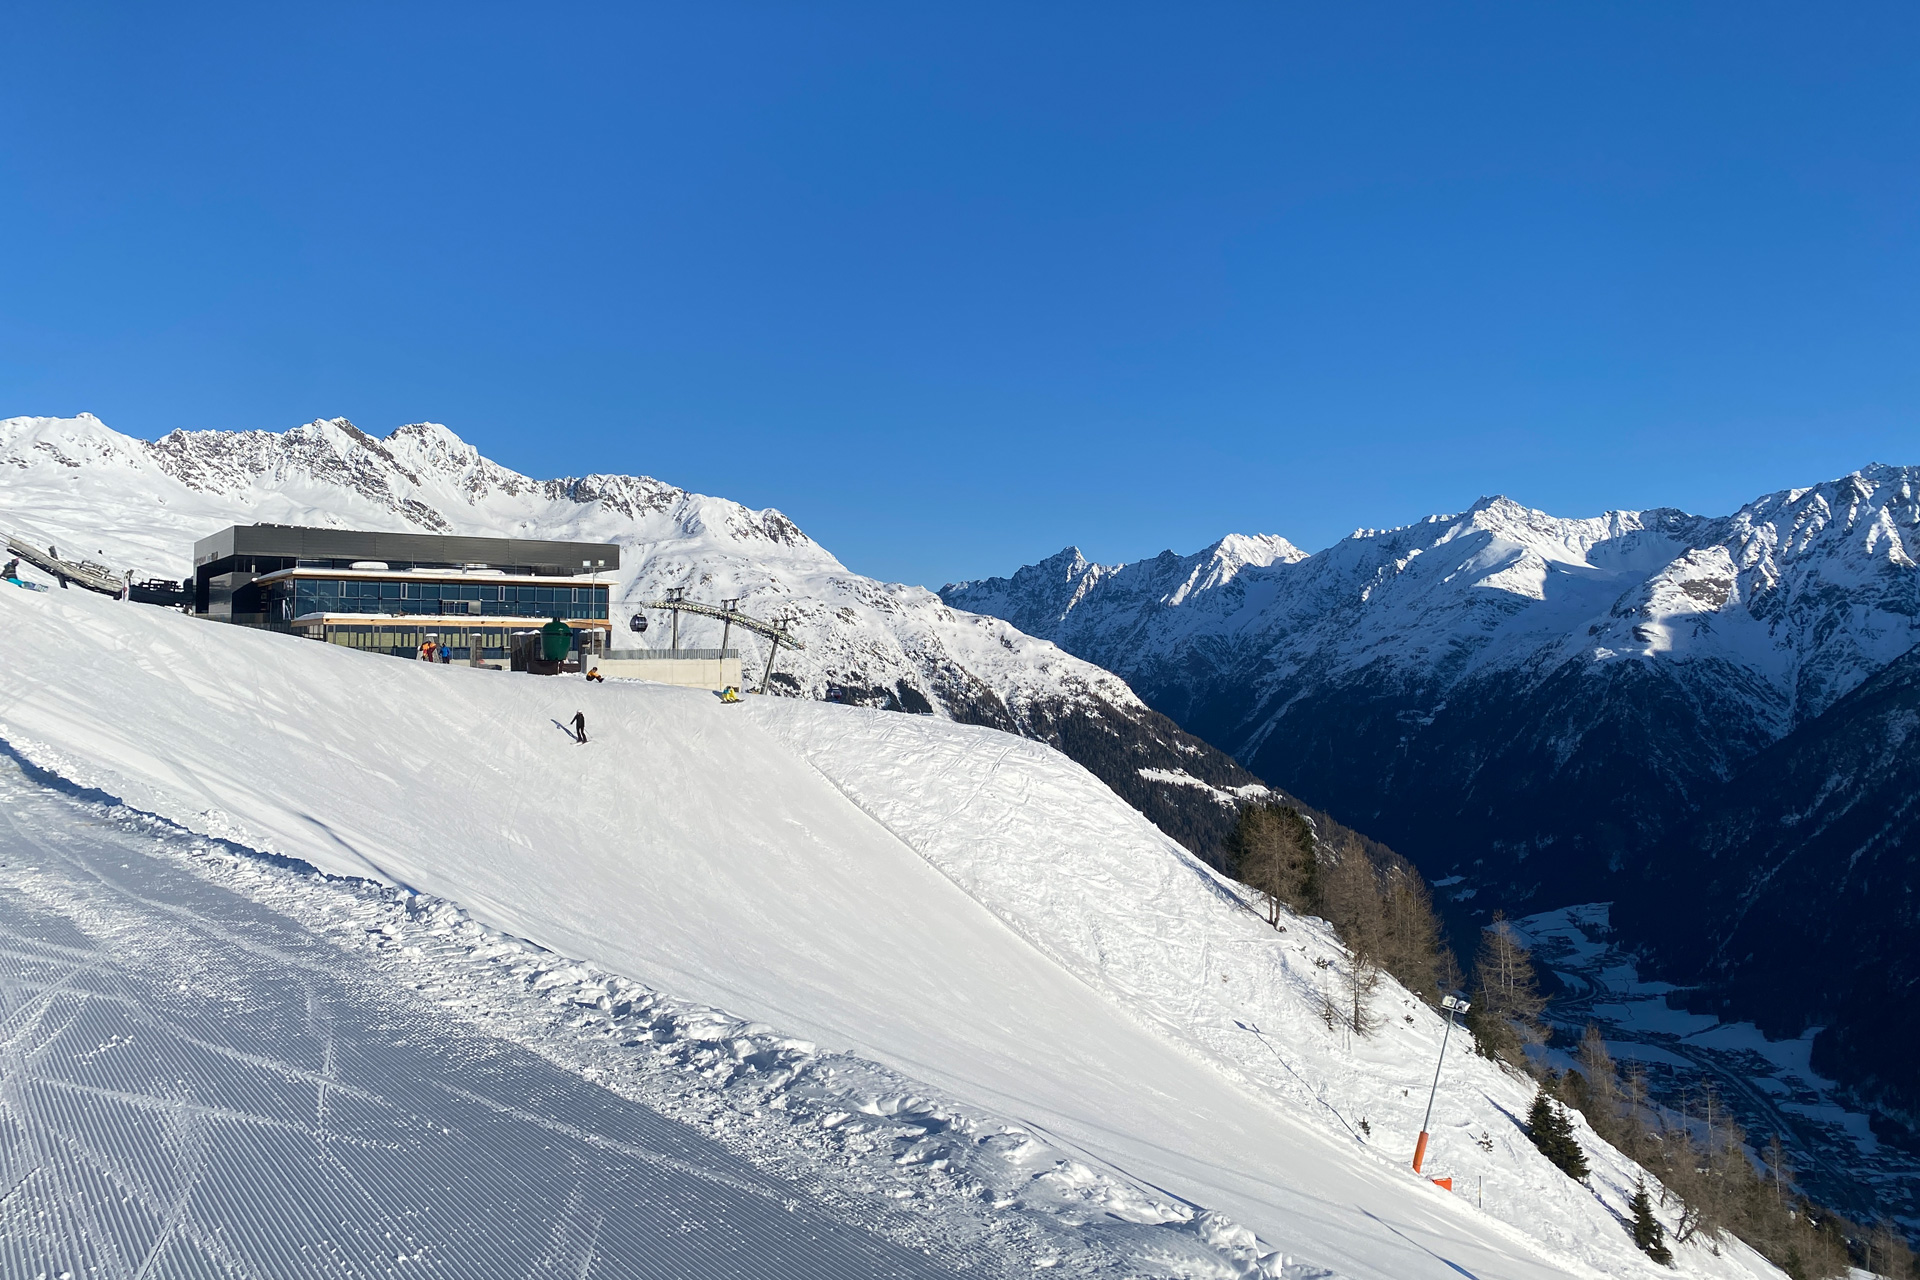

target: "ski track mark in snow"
[0,767,967,1280]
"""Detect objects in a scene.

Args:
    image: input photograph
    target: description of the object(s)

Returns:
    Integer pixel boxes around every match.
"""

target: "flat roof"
[294,613,611,626]
[256,567,607,586]
[194,523,619,571]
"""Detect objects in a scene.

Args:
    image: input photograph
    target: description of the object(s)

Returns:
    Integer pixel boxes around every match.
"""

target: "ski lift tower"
[662,586,686,656]
[638,592,804,693]
[4,525,132,597]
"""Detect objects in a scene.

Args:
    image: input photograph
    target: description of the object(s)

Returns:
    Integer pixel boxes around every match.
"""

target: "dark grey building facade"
[193,524,620,662]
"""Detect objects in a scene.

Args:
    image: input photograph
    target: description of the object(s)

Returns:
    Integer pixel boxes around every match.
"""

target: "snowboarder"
[2,558,18,583]
[586,667,604,683]
[571,710,587,744]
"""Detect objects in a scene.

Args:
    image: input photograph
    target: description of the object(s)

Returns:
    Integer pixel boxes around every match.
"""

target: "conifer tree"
[1526,1085,1589,1180]
[1317,838,1379,946]
[1226,802,1316,925]
[1575,1024,1622,1141]
[1468,913,1547,1066]
[1377,864,1446,998]
[1865,1219,1915,1279]
[1343,951,1381,1037]
[1629,1177,1672,1265]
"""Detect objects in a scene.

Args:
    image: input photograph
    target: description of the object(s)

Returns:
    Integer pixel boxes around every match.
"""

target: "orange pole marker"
[1412,1130,1430,1173]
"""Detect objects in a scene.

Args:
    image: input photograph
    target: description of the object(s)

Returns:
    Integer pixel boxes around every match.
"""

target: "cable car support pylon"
[635,589,805,694]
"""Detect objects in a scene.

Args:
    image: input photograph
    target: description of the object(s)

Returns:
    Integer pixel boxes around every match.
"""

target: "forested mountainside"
[944,466,1920,1121]
[1622,639,1920,1125]
[3,412,1323,867]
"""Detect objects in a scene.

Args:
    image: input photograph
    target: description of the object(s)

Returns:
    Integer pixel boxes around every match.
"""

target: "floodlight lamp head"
[1442,995,1469,1012]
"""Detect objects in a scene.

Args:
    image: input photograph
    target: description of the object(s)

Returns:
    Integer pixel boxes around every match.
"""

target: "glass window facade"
[266,577,610,622]
[314,625,524,660]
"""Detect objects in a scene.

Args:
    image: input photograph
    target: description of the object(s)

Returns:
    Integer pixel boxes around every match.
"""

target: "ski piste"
[0,581,1791,1279]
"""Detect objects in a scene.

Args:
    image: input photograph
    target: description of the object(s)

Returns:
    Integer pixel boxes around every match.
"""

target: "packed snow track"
[0,761,955,1280]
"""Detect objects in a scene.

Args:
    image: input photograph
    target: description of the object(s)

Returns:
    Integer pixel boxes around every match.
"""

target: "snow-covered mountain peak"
[1,411,155,473]
[1208,531,1306,569]
[1719,462,1920,571]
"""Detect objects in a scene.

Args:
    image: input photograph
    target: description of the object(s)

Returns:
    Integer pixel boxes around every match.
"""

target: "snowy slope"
[0,411,1276,862]
[0,585,1787,1280]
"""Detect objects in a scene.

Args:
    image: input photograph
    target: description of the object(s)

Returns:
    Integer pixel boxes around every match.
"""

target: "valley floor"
[1512,905,1920,1233]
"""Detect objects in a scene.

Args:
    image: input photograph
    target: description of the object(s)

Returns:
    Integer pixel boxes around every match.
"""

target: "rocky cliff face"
[0,413,1272,864]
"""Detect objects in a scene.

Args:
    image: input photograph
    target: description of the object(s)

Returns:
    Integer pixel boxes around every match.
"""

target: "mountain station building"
[192,524,617,663]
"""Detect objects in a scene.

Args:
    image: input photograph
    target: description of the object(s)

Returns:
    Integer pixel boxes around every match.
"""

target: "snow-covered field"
[0,584,1788,1278]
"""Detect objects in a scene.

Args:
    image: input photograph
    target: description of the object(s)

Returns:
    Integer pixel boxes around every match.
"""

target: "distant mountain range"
[943,467,1920,1124]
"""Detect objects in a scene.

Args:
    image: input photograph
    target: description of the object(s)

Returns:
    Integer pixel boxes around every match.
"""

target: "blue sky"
[4,4,1918,587]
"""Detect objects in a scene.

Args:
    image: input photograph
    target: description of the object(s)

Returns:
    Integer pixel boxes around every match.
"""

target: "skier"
[571,710,587,744]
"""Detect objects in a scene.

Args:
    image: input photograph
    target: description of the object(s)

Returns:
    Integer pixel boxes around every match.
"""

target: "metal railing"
[603,648,740,661]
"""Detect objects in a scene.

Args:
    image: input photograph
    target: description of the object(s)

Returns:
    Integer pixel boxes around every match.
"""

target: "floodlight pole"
[1414,997,1467,1174]
[719,598,739,660]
